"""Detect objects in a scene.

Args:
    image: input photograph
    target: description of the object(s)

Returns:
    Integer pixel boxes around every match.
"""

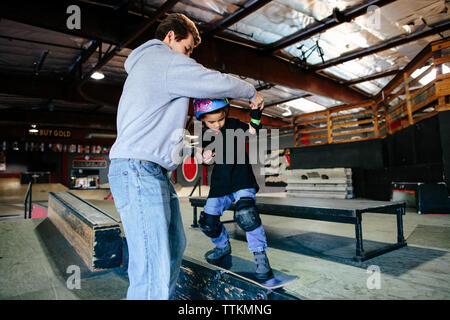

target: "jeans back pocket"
[108,161,130,210]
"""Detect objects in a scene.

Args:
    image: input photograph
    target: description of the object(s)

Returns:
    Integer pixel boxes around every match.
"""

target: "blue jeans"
[204,188,267,253]
[108,159,186,300]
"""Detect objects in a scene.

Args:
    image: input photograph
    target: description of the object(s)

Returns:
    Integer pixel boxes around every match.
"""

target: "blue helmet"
[193,98,229,120]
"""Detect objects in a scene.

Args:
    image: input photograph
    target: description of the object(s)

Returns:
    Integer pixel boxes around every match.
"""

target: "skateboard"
[206,254,297,289]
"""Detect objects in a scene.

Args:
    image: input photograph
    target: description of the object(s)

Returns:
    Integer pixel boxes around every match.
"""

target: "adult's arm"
[167,53,258,102]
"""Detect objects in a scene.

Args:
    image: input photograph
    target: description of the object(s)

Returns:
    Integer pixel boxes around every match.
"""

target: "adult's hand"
[250,92,264,110]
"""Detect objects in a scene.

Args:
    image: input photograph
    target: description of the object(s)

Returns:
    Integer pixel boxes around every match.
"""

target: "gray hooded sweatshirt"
[109,39,257,171]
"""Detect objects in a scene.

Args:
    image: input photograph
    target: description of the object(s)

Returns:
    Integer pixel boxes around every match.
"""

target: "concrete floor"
[0,190,449,300]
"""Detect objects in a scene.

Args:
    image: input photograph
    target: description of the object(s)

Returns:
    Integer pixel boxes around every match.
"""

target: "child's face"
[202,110,226,131]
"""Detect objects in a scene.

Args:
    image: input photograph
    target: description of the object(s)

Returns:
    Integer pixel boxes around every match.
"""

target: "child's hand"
[203,149,215,165]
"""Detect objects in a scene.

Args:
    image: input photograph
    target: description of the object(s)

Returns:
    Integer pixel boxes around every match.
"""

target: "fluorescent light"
[185,135,199,139]
[91,71,105,80]
[85,133,116,139]
[285,98,326,113]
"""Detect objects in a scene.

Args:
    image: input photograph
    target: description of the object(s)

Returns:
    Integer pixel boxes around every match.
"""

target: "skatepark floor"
[0,187,449,300]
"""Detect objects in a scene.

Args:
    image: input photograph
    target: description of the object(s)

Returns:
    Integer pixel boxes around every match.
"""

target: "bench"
[189,196,407,262]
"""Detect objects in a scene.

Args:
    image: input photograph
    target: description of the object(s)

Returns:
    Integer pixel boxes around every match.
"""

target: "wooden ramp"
[48,192,123,272]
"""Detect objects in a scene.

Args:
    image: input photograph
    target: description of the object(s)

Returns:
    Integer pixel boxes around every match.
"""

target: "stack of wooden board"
[286,168,354,199]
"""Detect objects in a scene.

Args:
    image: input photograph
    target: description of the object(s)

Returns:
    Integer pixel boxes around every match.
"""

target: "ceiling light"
[91,71,105,80]
[29,124,38,133]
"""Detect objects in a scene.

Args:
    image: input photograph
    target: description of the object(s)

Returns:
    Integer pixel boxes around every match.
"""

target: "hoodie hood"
[124,39,168,73]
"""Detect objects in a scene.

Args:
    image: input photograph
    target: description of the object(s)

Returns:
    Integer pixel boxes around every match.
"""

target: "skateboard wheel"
[256,291,268,300]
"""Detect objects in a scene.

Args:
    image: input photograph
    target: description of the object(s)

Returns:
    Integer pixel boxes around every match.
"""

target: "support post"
[354,213,364,261]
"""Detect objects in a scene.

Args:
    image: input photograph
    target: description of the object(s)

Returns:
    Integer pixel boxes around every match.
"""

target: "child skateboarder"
[193,98,273,280]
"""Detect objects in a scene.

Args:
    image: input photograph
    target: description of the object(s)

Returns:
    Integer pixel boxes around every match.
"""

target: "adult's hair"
[155,13,201,47]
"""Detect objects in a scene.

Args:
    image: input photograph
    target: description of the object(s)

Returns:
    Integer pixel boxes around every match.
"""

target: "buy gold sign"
[30,129,72,138]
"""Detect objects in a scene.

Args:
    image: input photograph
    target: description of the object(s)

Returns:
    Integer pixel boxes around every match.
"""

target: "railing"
[293,37,450,147]
[293,100,386,146]
[23,181,32,219]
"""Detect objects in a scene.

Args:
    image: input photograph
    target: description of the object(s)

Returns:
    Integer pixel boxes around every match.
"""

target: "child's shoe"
[205,242,231,264]
[253,250,273,280]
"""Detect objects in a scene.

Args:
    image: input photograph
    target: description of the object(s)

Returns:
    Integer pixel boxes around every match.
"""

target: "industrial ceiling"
[0,0,449,131]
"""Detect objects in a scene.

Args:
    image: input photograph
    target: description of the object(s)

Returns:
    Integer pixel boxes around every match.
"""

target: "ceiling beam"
[204,0,273,37]
[192,38,365,103]
[312,19,450,71]
[345,69,399,86]
[262,0,396,54]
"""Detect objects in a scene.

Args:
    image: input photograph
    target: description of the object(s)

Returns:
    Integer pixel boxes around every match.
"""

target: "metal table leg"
[354,214,364,261]
[397,205,406,245]
[191,206,199,228]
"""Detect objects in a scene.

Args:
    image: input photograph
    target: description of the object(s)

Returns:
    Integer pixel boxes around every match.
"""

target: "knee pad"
[198,211,222,238]
[234,197,261,232]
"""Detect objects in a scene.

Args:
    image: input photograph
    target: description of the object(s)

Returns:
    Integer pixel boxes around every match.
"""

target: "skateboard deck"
[207,254,297,289]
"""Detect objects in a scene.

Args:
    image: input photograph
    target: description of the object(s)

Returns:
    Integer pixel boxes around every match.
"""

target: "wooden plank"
[329,100,375,114]
[299,133,328,141]
[433,55,450,66]
[384,105,392,135]
[436,73,450,81]
[327,110,332,143]
[411,95,437,113]
[48,192,123,272]
[431,38,450,52]
[332,118,374,129]
[413,111,438,123]
[295,109,328,120]
[404,73,414,125]
[295,100,374,123]
[332,127,374,137]
[296,118,327,126]
[373,107,379,138]
[331,108,372,121]
[331,136,376,144]
[435,77,450,96]
[298,126,327,134]
[436,103,450,112]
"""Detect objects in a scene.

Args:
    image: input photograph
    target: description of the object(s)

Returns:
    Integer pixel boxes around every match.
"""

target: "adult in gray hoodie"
[108,13,264,300]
